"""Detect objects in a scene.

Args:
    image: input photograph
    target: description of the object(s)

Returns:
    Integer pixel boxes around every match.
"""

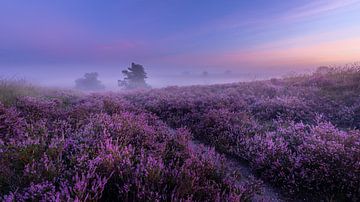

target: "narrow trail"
[188,140,286,202]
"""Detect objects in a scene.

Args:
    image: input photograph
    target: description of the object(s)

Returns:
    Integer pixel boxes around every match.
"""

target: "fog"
[0,65,314,91]
[1,0,359,92]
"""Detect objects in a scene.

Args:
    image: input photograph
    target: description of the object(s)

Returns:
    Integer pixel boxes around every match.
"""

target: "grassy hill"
[1,66,359,201]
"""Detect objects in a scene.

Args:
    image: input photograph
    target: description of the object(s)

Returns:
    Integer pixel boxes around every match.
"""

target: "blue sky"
[1,0,360,87]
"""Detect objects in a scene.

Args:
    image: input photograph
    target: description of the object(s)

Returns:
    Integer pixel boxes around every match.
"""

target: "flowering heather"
[0,95,260,201]
[1,66,360,201]
[124,66,360,201]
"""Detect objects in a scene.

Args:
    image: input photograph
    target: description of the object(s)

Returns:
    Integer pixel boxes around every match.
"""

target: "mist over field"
[2,64,312,90]
[1,0,359,90]
[1,0,360,201]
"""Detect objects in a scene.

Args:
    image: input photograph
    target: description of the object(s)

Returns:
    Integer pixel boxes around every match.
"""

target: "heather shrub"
[0,95,260,201]
[123,67,360,200]
[246,119,360,200]
[0,102,27,144]
[190,109,258,155]
[2,66,360,201]
[250,96,315,124]
[15,96,62,121]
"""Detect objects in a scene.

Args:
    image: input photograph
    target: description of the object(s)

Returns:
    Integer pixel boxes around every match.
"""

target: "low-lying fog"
[1,66,315,91]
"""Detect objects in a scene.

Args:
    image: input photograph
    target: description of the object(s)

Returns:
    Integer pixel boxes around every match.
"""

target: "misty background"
[0,64,313,90]
[1,0,359,90]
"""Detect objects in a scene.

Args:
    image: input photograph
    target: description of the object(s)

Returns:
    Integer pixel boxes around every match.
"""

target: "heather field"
[1,67,360,201]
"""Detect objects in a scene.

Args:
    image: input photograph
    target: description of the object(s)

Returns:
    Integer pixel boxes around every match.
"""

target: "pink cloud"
[152,35,360,70]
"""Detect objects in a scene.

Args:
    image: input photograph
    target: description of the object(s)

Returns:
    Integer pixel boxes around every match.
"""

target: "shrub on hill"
[0,95,260,201]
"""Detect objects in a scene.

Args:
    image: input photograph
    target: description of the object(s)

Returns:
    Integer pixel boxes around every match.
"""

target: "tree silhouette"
[75,72,105,91]
[118,63,149,89]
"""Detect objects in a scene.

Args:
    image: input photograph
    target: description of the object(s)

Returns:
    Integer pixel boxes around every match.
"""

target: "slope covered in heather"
[124,66,360,201]
[1,66,360,201]
[0,94,260,201]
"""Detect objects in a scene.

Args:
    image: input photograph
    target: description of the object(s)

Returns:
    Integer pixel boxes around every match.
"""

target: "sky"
[1,0,360,87]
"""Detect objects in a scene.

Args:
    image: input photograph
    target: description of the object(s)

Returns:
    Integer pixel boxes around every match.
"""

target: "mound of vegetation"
[124,65,360,201]
[0,78,41,106]
[1,65,359,201]
[0,94,260,201]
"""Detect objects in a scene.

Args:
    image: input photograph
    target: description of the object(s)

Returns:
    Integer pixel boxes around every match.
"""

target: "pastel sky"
[1,0,360,87]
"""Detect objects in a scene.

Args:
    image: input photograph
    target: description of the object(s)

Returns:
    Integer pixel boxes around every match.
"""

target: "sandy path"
[188,140,286,202]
